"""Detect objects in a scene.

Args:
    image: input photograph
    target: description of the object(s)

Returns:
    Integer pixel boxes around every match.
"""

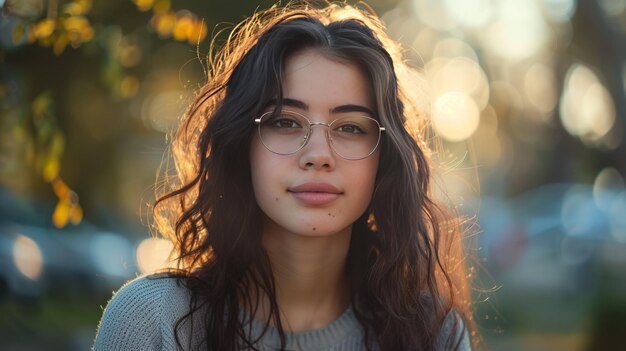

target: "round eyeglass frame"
[254,110,386,160]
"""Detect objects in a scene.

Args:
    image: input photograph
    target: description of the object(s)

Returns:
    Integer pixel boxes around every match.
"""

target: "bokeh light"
[427,57,490,111]
[13,234,44,280]
[432,38,479,62]
[559,63,616,144]
[136,237,175,274]
[593,167,625,211]
[443,0,494,28]
[485,0,549,60]
[141,90,187,133]
[524,62,558,117]
[432,91,480,142]
[89,233,134,277]
[542,0,578,23]
[411,0,456,31]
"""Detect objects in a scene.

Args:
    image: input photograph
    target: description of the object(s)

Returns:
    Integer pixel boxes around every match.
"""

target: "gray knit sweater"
[93,275,470,350]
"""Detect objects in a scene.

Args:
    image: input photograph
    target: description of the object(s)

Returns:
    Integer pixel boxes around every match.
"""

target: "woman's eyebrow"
[330,104,374,116]
[265,98,308,110]
[267,98,374,116]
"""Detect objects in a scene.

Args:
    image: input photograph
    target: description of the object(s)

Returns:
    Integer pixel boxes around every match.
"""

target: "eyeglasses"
[254,110,385,160]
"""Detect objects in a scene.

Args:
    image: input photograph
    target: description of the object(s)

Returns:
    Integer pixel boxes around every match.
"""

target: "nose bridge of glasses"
[308,121,332,133]
[304,122,332,145]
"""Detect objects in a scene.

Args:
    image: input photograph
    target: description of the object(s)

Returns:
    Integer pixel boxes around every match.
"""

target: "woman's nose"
[298,125,336,170]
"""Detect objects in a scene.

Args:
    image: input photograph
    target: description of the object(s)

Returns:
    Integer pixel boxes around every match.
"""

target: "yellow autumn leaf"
[64,16,92,47]
[133,0,155,12]
[64,3,83,16]
[187,20,207,45]
[80,26,95,42]
[154,12,175,37]
[43,158,60,182]
[51,178,70,199]
[64,0,92,16]
[34,19,56,39]
[52,201,70,228]
[64,16,89,32]
[70,205,83,225]
[173,15,193,41]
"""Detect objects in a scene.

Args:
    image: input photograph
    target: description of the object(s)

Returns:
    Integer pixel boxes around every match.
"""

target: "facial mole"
[312,227,317,231]
[275,197,279,201]
[328,213,331,216]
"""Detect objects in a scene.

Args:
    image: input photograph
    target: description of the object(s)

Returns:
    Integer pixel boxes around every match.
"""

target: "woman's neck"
[254,223,352,332]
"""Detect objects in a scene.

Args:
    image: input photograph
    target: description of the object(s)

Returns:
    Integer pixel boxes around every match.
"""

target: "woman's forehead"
[280,50,374,113]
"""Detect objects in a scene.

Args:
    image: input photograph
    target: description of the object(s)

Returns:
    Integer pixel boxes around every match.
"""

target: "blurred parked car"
[0,222,136,300]
[469,182,626,335]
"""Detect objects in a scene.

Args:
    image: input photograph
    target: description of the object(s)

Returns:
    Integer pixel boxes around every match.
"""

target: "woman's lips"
[288,182,342,205]
[289,191,340,205]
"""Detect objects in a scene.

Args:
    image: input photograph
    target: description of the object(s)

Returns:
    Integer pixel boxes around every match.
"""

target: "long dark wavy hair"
[153,1,476,350]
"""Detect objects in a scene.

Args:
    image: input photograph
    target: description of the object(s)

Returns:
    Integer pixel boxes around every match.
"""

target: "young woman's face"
[250,49,380,237]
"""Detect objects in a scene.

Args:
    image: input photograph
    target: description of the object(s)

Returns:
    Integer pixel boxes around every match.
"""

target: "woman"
[94,2,476,350]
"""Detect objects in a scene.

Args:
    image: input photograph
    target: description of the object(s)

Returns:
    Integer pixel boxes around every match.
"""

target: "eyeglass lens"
[258,111,381,160]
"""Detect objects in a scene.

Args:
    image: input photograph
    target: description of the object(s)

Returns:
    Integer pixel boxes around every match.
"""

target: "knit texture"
[93,275,470,350]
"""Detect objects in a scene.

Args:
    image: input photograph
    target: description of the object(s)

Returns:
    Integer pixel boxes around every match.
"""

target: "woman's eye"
[268,118,301,128]
[335,124,365,134]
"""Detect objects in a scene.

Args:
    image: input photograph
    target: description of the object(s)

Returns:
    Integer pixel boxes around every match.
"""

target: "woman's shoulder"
[110,273,189,302]
[92,273,192,350]
[99,273,192,320]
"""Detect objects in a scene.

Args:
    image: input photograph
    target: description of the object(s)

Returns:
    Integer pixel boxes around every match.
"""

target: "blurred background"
[1,0,625,350]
